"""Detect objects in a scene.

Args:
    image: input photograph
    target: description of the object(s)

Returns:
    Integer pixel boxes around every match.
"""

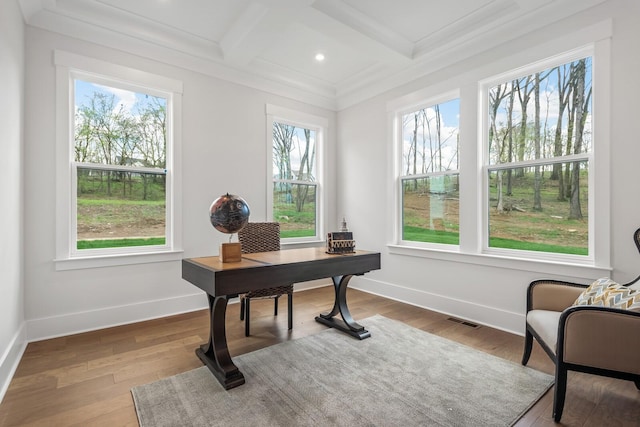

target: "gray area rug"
[131,315,553,426]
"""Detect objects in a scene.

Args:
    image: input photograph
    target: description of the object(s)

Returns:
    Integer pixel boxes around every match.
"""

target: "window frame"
[394,91,461,250]
[54,51,184,270]
[388,32,611,276]
[479,46,596,264]
[266,104,327,244]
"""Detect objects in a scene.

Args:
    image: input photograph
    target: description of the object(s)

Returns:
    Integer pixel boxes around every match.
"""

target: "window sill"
[54,249,184,271]
[281,239,325,249]
[387,244,611,281]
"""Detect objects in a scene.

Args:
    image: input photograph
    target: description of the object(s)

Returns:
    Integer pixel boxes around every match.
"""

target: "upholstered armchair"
[522,228,640,422]
[237,222,293,337]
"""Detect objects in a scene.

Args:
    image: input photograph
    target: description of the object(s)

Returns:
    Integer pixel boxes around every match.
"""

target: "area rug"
[131,315,553,426]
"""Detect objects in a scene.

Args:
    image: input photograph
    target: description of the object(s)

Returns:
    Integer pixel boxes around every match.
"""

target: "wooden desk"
[182,247,381,389]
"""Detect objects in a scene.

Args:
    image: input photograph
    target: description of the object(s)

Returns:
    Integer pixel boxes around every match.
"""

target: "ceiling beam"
[311,0,414,60]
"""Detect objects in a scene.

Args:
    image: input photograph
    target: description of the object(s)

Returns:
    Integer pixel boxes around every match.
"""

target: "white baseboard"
[0,323,28,404]
[26,293,209,342]
[26,280,331,343]
[350,277,526,336]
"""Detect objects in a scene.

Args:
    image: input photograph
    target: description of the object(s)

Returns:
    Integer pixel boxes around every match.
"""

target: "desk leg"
[315,274,371,340]
[196,294,245,389]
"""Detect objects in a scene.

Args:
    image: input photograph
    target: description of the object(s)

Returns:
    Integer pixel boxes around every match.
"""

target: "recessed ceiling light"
[315,53,325,62]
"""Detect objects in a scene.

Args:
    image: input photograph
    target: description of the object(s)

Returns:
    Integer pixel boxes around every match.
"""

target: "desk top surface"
[187,247,376,272]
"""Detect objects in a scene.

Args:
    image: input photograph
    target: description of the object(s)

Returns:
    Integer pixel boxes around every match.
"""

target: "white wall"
[0,0,26,400]
[14,0,640,350]
[338,0,640,334]
[22,28,337,341]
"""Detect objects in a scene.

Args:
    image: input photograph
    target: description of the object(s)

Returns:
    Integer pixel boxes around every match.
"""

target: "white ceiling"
[18,0,604,110]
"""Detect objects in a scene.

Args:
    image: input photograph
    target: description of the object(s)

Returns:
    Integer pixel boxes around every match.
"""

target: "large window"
[267,105,326,242]
[391,40,607,267]
[73,79,169,251]
[398,96,460,246]
[485,56,592,256]
[55,51,183,269]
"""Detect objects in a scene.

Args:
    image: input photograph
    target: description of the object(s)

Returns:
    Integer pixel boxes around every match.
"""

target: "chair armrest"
[527,279,587,312]
[559,306,640,375]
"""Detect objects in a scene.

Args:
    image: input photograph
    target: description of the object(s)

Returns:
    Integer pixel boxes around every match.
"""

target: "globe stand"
[220,242,242,263]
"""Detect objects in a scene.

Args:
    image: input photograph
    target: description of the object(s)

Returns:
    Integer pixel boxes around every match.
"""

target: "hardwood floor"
[1,286,639,426]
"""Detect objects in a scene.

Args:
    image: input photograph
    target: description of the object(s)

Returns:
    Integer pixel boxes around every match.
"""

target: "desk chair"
[238,222,293,336]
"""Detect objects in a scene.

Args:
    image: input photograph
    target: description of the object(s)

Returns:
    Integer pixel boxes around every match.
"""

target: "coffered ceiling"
[18,0,604,109]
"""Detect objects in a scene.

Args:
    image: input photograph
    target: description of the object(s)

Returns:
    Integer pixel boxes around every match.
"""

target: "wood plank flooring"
[1,286,639,426]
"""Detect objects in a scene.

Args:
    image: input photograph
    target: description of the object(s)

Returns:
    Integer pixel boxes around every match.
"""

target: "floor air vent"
[447,317,479,328]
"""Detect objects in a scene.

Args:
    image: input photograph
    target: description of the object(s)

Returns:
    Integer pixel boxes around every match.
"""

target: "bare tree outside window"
[272,122,317,238]
[400,98,460,245]
[487,57,592,255]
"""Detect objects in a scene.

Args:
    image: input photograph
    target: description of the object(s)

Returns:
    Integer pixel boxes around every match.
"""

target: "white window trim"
[266,104,328,244]
[54,51,184,270]
[387,23,612,279]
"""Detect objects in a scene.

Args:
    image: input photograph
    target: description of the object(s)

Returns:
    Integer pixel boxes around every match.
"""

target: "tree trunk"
[496,170,504,213]
[516,77,532,177]
[533,73,542,211]
[569,59,589,220]
[506,81,515,196]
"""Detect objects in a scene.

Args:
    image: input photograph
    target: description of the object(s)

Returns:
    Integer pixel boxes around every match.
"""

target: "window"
[390,37,609,270]
[55,51,183,269]
[398,96,460,246]
[73,79,168,251]
[484,56,592,257]
[266,105,326,242]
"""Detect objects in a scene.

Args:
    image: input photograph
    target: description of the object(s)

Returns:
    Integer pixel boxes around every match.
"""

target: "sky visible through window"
[75,79,165,116]
[401,98,460,175]
[272,123,317,180]
[489,57,592,163]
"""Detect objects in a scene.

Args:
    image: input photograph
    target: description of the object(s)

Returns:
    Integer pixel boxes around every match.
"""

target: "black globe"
[209,193,250,234]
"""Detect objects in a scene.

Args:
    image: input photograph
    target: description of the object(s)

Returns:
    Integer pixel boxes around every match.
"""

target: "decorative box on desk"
[220,242,242,262]
[327,231,356,254]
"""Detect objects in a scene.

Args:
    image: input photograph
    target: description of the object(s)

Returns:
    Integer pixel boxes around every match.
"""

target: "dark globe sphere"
[209,193,250,234]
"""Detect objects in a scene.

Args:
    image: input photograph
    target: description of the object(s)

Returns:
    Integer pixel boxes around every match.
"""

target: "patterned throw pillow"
[573,277,640,312]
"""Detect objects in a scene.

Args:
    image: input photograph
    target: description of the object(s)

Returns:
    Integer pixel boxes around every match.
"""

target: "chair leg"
[287,292,293,330]
[244,298,251,337]
[634,379,640,391]
[553,364,568,422]
[274,295,279,316]
[240,298,245,321]
[522,328,534,366]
